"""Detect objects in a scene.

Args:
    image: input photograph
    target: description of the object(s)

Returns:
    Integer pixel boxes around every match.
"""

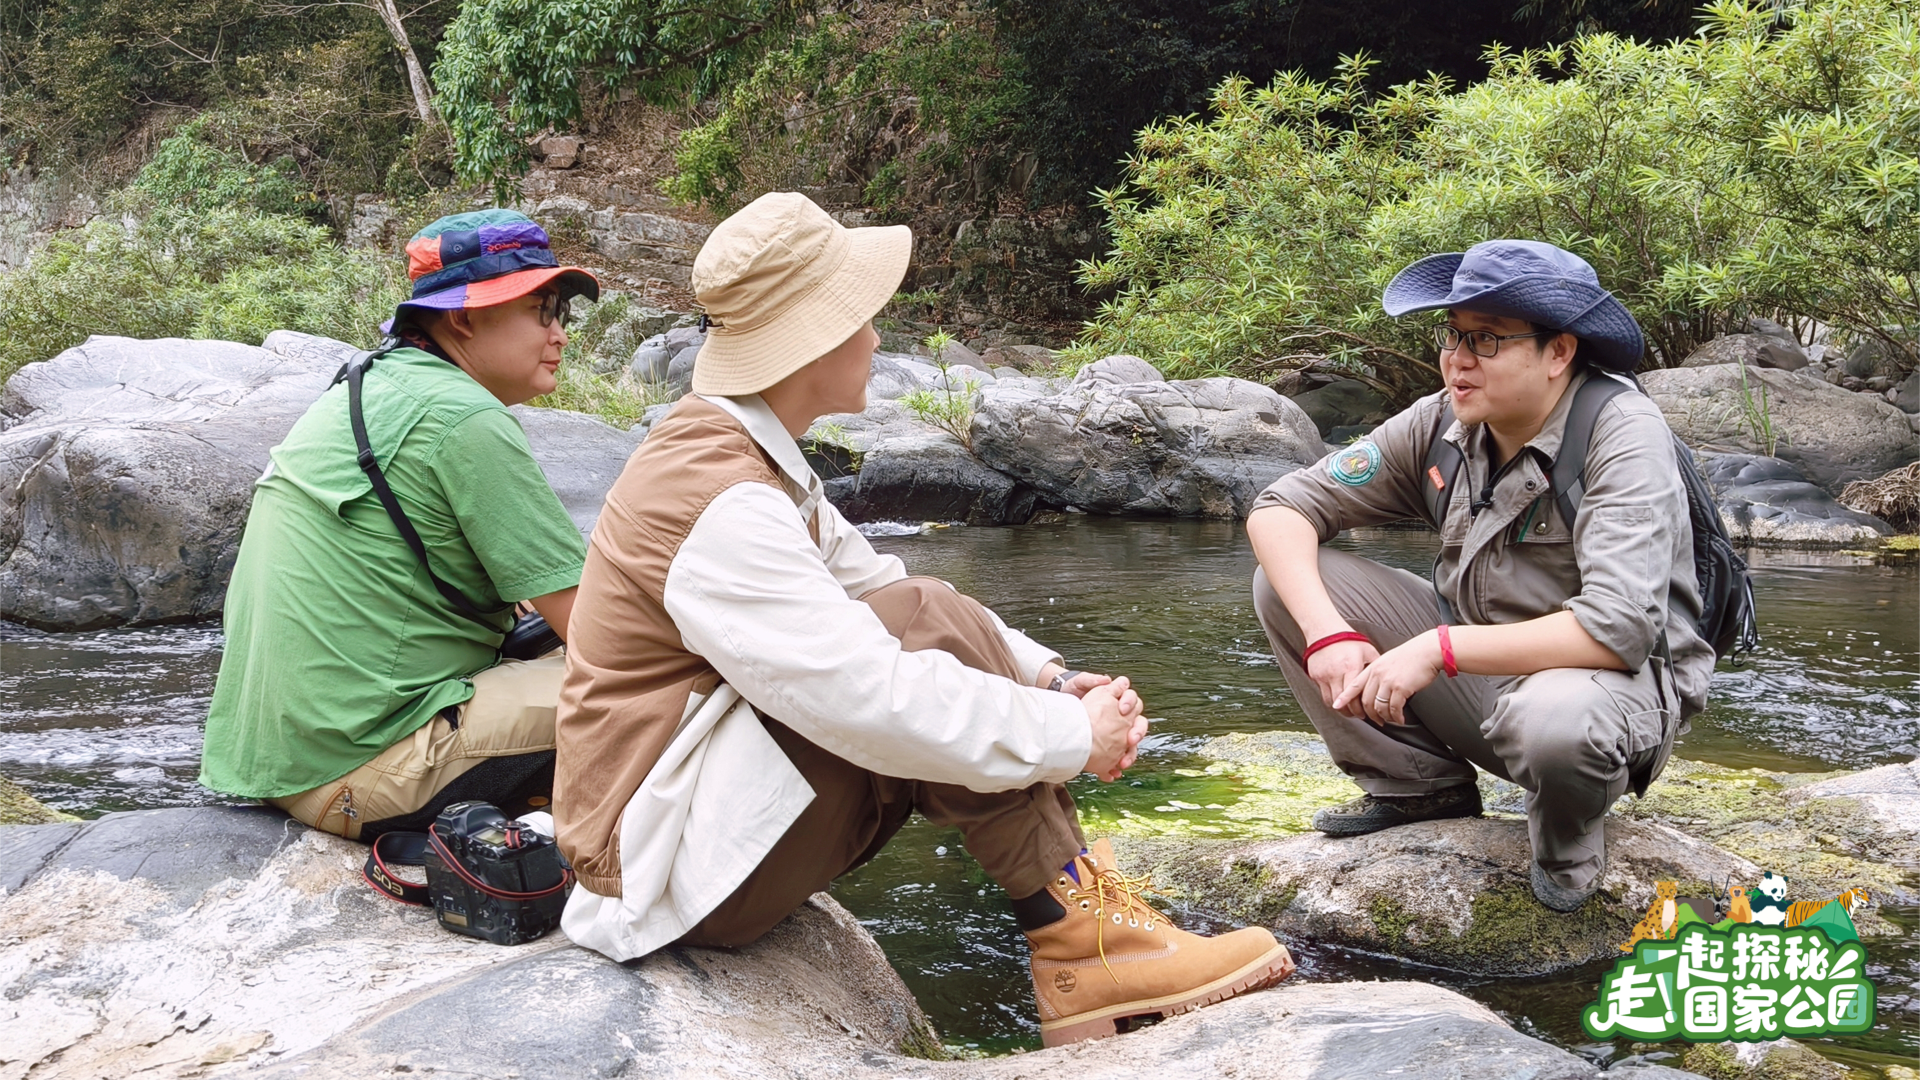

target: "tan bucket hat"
[690,192,913,397]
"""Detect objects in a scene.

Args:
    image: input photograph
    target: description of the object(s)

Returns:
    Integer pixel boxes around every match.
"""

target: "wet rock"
[1117,814,1758,977]
[814,401,1037,526]
[0,775,73,827]
[1640,364,1917,491]
[1101,732,1912,975]
[0,807,941,1080]
[1073,354,1165,387]
[1290,377,1389,440]
[1896,371,1919,413]
[1839,334,1912,382]
[1696,453,1893,545]
[0,333,349,630]
[0,333,644,630]
[1678,1038,1847,1080]
[972,377,1324,517]
[1681,333,1810,372]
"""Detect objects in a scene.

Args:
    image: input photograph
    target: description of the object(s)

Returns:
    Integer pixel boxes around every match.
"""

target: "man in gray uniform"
[1246,240,1715,911]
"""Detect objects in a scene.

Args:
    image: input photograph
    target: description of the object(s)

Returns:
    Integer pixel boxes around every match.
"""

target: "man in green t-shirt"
[199,209,597,840]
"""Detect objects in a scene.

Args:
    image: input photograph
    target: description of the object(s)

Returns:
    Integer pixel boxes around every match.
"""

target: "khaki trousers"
[682,577,1087,948]
[1252,549,1673,890]
[271,651,565,840]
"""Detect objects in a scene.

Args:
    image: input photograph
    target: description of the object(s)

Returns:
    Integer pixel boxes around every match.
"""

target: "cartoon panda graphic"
[1749,871,1790,927]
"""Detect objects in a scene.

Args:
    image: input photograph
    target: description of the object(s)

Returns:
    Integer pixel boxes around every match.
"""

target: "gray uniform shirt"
[1253,368,1714,717]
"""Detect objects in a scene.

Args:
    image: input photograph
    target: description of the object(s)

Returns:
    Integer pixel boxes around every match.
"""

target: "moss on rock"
[0,776,76,826]
[1615,758,1913,910]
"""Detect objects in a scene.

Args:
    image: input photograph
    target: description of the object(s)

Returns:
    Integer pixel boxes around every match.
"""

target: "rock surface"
[1100,732,1915,977]
[0,807,1707,1080]
[972,375,1324,517]
[1681,333,1810,372]
[1640,363,1917,491]
[814,401,1038,526]
[0,333,641,630]
[1697,452,1894,545]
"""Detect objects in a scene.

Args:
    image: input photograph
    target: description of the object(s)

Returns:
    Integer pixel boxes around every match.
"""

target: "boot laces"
[1069,863,1164,982]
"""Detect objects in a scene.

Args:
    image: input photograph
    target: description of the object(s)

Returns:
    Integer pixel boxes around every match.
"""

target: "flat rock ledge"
[1102,733,1916,977]
[0,806,1708,1080]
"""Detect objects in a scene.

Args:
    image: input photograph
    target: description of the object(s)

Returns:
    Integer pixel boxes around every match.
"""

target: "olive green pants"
[1253,549,1674,890]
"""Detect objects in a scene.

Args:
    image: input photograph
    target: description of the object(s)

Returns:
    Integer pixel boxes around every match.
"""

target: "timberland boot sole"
[1036,939,1295,1047]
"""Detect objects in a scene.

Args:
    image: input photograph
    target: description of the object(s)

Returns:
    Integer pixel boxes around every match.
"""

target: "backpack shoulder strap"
[1551,371,1636,528]
[335,350,508,629]
[1419,400,1463,531]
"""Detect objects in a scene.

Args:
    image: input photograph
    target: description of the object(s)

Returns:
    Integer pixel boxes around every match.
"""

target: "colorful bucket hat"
[1382,239,1645,372]
[385,209,599,332]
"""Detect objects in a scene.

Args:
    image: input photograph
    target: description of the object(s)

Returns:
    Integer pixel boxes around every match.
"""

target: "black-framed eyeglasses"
[537,291,573,328]
[1433,324,1555,358]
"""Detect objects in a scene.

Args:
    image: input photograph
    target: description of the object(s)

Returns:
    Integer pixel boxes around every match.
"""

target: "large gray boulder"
[1640,363,1917,491]
[0,807,939,1080]
[0,807,1707,1080]
[1681,333,1810,372]
[0,333,642,630]
[972,377,1324,517]
[1696,452,1893,545]
[814,400,1037,525]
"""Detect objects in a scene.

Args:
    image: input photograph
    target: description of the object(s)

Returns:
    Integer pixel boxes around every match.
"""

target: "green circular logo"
[1330,441,1382,487]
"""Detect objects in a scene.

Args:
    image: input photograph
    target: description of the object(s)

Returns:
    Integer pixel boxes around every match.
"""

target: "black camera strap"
[332,348,511,629]
[364,830,433,906]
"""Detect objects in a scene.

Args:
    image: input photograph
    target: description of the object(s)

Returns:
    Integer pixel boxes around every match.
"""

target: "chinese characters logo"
[1582,923,1875,1041]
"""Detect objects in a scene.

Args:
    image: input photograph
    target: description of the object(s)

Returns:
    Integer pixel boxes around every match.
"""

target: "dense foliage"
[1073,0,1918,402]
[0,136,404,382]
[0,0,450,198]
[434,0,803,198]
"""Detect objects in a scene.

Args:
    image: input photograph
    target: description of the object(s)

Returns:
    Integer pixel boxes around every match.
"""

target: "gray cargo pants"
[1253,549,1674,891]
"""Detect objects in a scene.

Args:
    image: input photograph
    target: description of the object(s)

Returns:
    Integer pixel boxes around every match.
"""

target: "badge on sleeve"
[1330,441,1382,487]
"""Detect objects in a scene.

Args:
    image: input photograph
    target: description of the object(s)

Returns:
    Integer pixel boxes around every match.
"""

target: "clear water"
[2,518,1915,1067]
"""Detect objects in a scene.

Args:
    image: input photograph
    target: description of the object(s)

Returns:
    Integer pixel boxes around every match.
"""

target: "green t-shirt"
[199,348,587,798]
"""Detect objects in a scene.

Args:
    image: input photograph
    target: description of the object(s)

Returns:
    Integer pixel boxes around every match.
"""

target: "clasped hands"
[1040,665,1148,783]
[1309,631,1444,726]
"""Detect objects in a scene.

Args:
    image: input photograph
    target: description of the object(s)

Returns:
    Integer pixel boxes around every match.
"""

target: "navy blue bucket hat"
[1382,240,1645,372]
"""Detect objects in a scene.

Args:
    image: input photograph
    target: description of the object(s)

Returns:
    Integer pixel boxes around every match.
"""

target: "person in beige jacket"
[1247,240,1714,913]
[554,192,1293,1046]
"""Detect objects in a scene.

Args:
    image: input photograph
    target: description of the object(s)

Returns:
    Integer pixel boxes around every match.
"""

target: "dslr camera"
[425,801,573,945]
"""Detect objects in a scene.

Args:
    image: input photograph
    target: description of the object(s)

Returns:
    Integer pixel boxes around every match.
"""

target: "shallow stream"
[2,519,1915,1069]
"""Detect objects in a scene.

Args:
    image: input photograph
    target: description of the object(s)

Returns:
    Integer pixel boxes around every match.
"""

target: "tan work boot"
[1024,838,1294,1046]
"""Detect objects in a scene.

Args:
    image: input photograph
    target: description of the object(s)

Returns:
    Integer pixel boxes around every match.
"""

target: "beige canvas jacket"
[555,393,1089,962]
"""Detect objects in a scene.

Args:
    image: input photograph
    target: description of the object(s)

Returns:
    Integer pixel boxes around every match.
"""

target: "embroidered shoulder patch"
[1330,441,1383,487]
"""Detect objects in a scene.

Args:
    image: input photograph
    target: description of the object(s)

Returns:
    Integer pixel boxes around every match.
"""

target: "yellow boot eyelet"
[1112,913,1123,924]
[1145,921,1155,931]
[1129,918,1138,927]
[1079,900,1091,910]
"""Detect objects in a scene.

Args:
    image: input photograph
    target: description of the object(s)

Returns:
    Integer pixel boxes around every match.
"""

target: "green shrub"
[0,207,405,383]
[127,118,316,218]
[1074,0,1920,402]
[435,0,799,199]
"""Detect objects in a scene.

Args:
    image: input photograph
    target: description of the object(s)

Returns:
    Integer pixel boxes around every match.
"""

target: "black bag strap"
[1549,371,1636,532]
[331,349,510,629]
[364,830,434,906]
[1420,404,1465,623]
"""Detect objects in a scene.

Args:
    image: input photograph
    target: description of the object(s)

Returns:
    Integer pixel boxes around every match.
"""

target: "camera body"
[424,801,571,946]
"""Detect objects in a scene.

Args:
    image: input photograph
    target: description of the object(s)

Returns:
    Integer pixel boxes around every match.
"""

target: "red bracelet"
[1437,623,1459,678]
[1302,631,1372,664]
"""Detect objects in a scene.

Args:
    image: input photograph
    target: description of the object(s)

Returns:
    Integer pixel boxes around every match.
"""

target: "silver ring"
[1374,694,1390,702]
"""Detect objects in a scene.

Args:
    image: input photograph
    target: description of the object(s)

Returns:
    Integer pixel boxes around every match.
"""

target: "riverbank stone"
[812,400,1037,525]
[0,332,642,630]
[0,807,1711,1080]
[1099,731,1912,975]
[1640,363,1918,491]
[972,376,1324,517]
[1697,452,1894,545]
[0,775,75,827]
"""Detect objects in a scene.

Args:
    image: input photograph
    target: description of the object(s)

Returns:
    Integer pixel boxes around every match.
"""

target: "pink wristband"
[1437,623,1459,678]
